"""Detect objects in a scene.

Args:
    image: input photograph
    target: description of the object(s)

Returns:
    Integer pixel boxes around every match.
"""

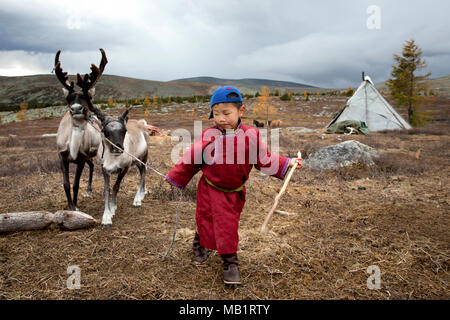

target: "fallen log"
[0,211,97,233]
[52,211,97,230]
[0,211,53,232]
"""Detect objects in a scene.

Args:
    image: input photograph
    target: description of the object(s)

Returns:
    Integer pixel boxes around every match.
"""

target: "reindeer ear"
[121,113,129,125]
[62,88,70,98]
[88,87,96,98]
[119,107,131,124]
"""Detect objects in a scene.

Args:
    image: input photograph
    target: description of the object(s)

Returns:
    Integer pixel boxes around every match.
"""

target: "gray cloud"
[0,0,449,88]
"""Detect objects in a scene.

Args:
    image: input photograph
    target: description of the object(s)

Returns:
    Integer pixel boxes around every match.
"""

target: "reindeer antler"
[76,48,108,93]
[54,50,75,93]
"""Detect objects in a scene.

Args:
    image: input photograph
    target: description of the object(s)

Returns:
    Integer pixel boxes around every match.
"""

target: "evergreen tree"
[387,39,432,126]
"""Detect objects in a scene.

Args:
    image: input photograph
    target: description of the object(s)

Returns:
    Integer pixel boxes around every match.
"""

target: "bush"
[280,93,290,101]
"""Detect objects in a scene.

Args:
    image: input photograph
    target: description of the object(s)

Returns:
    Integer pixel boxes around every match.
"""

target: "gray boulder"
[304,140,378,170]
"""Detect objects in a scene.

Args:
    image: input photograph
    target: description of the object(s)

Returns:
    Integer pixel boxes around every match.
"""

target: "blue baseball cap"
[209,86,243,119]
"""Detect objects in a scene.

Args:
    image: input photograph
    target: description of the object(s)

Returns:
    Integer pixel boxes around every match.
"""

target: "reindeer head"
[100,107,131,155]
[55,49,107,121]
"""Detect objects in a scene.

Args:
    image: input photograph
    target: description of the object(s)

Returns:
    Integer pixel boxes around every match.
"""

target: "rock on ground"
[304,140,378,170]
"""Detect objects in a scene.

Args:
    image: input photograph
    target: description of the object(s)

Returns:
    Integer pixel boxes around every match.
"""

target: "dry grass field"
[0,95,448,300]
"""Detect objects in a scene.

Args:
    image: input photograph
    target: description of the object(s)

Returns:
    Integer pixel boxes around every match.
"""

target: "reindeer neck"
[68,116,88,160]
[70,116,88,129]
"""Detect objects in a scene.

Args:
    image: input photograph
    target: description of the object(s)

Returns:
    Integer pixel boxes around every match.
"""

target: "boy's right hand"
[289,157,303,169]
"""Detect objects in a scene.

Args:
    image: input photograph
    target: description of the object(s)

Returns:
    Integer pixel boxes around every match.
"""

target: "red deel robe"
[166,122,290,255]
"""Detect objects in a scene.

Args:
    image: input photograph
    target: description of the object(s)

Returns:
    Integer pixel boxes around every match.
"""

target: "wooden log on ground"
[52,211,97,230]
[0,211,97,233]
[0,211,54,232]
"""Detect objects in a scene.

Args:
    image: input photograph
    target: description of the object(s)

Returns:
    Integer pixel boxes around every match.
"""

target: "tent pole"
[364,81,369,128]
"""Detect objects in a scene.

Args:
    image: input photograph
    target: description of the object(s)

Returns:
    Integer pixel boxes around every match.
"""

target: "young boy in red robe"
[165,86,302,285]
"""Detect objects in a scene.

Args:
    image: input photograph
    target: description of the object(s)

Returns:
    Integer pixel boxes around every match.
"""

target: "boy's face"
[212,103,245,130]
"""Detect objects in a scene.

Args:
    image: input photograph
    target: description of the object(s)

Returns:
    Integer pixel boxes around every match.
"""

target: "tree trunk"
[52,211,97,230]
[0,211,53,232]
[0,211,97,233]
[408,71,414,124]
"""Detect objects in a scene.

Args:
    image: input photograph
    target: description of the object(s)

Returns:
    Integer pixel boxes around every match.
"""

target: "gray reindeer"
[86,101,150,226]
[55,49,107,210]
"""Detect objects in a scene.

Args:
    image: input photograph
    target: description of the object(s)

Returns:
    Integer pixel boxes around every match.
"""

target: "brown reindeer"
[55,49,107,210]
[269,120,282,128]
[86,102,150,227]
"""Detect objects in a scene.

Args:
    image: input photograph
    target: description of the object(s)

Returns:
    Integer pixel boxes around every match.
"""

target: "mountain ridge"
[170,76,316,88]
[0,74,317,107]
[0,73,448,108]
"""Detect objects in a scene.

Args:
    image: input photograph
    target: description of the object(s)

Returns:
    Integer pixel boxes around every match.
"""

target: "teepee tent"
[327,75,412,132]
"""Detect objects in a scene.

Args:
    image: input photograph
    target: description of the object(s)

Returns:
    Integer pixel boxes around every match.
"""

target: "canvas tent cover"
[327,76,412,132]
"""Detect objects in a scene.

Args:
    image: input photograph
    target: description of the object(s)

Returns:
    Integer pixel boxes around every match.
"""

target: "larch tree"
[253,85,277,127]
[17,101,28,121]
[387,39,433,126]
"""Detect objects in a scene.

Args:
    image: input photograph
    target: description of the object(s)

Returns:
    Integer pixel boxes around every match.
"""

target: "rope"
[87,119,166,177]
[162,189,183,260]
[87,119,181,259]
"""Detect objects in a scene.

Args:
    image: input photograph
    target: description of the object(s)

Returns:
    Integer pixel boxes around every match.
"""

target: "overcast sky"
[0,0,449,88]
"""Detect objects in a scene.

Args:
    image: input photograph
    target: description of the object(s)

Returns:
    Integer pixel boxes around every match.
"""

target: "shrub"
[280,93,290,101]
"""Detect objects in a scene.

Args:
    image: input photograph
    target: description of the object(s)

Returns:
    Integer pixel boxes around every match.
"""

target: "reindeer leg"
[110,167,128,217]
[101,167,112,227]
[133,161,147,208]
[85,159,94,197]
[60,155,75,211]
[73,160,86,210]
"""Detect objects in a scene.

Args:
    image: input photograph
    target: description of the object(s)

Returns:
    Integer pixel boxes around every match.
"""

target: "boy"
[165,86,302,285]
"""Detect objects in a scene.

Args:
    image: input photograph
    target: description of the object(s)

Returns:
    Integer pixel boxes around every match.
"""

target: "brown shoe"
[221,253,242,285]
[223,264,242,285]
[191,232,208,265]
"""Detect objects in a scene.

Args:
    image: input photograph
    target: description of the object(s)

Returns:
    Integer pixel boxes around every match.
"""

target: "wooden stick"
[261,151,301,233]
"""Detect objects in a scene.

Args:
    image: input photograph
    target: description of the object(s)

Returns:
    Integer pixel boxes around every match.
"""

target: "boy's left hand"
[289,157,303,169]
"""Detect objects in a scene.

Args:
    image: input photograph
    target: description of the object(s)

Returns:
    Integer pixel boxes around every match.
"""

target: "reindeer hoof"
[101,223,112,228]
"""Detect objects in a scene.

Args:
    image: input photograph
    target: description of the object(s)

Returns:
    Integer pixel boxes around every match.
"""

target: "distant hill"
[1,73,447,109]
[171,76,316,89]
[0,74,215,108]
[0,74,316,108]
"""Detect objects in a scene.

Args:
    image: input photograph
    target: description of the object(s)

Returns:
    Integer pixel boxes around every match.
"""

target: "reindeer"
[55,49,107,210]
[268,120,282,128]
[86,102,150,227]
[253,120,265,128]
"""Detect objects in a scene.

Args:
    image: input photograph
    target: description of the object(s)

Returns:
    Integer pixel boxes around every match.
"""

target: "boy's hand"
[289,157,303,169]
